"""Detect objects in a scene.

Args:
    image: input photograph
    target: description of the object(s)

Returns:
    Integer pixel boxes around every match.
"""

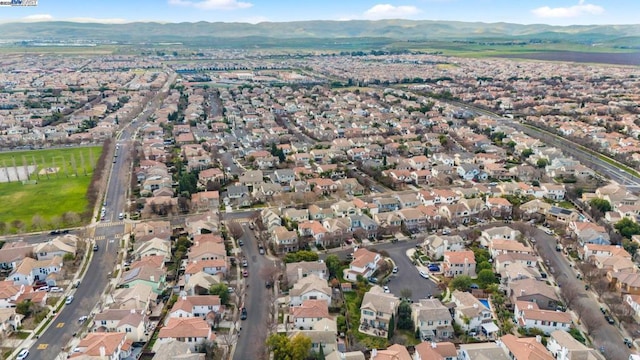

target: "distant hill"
[0,20,638,47]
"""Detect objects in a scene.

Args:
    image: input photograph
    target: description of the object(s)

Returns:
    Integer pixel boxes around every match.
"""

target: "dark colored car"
[240,308,247,320]
[50,230,61,235]
[605,315,615,325]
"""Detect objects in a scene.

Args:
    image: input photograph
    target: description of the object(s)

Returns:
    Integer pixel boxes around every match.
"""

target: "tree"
[325,255,341,279]
[450,275,473,291]
[31,214,44,230]
[589,198,612,213]
[396,302,414,330]
[476,261,492,273]
[477,269,498,289]
[614,218,640,238]
[536,158,548,168]
[16,300,33,316]
[283,250,319,263]
[266,333,311,360]
[400,288,412,300]
[387,313,395,339]
[209,284,230,305]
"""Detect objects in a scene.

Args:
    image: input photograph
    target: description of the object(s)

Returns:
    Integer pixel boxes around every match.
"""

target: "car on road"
[118,212,124,220]
[65,295,74,305]
[242,259,248,267]
[238,240,244,246]
[242,270,248,277]
[240,307,247,320]
[604,314,615,325]
[259,247,265,255]
[428,265,440,272]
[367,277,378,284]
[392,266,398,274]
[419,270,429,279]
[624,338,633,348]
[78,315,88,323]
[17,349,29,360]
[249,222,255,230]
[383,286,390,293]
[50,230,61,235]
[93,244,99,251]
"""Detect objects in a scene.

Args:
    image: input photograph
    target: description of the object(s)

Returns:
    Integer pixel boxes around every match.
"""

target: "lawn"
[0,146,102,232]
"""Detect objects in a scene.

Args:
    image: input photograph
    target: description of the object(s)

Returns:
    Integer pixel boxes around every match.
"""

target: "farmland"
[0,146,103,233]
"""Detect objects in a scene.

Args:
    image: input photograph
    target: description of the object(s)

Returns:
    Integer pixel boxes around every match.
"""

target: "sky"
[0,0,637,26]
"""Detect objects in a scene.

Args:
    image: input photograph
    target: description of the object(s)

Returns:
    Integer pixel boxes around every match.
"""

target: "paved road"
[320,239,440,302]
[232,221,275,360]
[27,71,176,360]
[532,226,630,360]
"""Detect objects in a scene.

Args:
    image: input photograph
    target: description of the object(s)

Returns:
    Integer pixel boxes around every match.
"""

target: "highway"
[26,71,176,360]
[445,99,640,193]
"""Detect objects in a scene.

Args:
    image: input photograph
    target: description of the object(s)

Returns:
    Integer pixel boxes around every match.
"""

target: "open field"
[0,146,102,232]
[494,51,640,66]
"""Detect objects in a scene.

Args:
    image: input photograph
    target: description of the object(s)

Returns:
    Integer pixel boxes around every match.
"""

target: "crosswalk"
[95,235,106,240]
[96,221,125,228]
[228,218,250,224]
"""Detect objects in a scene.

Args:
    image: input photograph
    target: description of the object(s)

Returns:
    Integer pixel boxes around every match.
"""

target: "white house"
[343,248,382,282]
[451,290,493,332]
[289,274,332,307]
[513,301,571,335]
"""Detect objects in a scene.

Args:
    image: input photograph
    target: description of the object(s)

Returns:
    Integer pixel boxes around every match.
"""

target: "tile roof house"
[370,344,411,360]
[421,235,465,260]
[499,334,554,360]
[167,295,221,325]
[156,317,214,352]
[183,260,227,283]
[184,271,221,296]
[413,341,457,360]
[0,308,23,337]
[458,342,511,360]
[411,298,454,342]
[272,226,300,254]
[359,285,399,338]
[111,283,158,311]
[33,235,78,260]
[119,258,166,294]
[546,329,604,360]
[151,340,205,360]
[443,251,476,278]
[0,241,33,271]
[608,272,640,295]
[10,256,63,286]
[92,309,148,342]
[288,318,339,359]
[69,332,129,359]
[450,290,493,332]
[509,278,560,311]
[0,281,28,308]
[343,248,382,282]
[285,261,328,285]
[513,301,571,335]
[289,274,332,307]
[290,299,331,331]
[134,237,172,261]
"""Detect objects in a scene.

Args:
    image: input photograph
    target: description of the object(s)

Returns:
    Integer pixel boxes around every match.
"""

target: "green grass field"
[0,146,102,233]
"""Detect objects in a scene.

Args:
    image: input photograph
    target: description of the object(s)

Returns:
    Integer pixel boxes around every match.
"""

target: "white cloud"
[531,0,604,18]
[168,0,252,10]
[22,14,53,21]
[363,4,421,20]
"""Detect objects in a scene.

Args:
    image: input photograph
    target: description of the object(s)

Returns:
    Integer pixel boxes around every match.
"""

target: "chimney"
[431,342,437,348]
[473,303,478,309]
[130,308,136,314]
[371,349,377,359]
[150,275,155,282]
[527,304,533,310]
[298,267,303,281]
[536,335,542,343]
[99,346,106,358]
[520,289,525,295]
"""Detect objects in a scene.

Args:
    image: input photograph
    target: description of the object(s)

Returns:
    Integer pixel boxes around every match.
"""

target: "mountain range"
[0,20,638,47]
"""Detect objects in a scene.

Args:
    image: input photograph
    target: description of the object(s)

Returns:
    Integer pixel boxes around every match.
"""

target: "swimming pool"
[479,299,490,309]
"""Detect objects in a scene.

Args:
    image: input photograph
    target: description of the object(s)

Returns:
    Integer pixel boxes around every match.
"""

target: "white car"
[383,286,390,293]
[419,270,429,279]
[65,295,74,305]
[17,349,29,360]
[392,266,398,274]
[49,286,64,293]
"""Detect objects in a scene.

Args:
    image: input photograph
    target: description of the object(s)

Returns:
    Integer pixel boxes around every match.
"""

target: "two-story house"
[156,317,214,352]
[451,290,493,333]
[359,286,399,338]
[285,261,327,285]
[443,251,476,278]
[71,332,130,360]
[513,301,571,335]
[167,295,221,325]
[411,298,454,342]
[289,274,332,307]
[92,309,148,342]
[413,341,457,360]
[343,248,381,282]
[290,299,330,331]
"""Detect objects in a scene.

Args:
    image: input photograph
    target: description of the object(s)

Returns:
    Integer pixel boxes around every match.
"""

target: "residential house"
[134,221,171,239]
[608,272,640,295]
[486,197,513,218]
[422,235,465,260]
[285,261,328,285]
[371,344,412,360]
[70,332,129,360]
[546,329,604,360]
[443,251,476,278]
[411,299,454,342]
[458,342,510,360]
[297,221,328,246]
[111,283,158,311]
[359,286,399,338]
[509,278,560,310]
[0,242,34,271]
[167,295,221,326]
[119,257,166,294]
[10,256,62,286]
[450,290,492,332]
[183,260,227,283]
[290,299,330,331]
[569,222,611,246]
[0,308,22,337]
[134,237,172,262]
[190,191,220,212]
[413,341,457,360]
[261,208,282,233]
[513,301,571,335]
[156,317,214,352]
[480,227,521,247]
[152,340,205,360]
[93,309,148,342]
[289,274,332,307]
[344,248,381,282]
[33,235,77,260]
[350,214,379,239]
[499,334,554,360]
[488,240,534,258]
[541,183,566,201]
[288,319,339,359]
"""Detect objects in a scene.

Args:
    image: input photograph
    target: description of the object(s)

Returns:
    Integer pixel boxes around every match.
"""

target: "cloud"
[168,0,252,10]
[363,4,421,20]
[531,0,604,18]
[22,14,53,21]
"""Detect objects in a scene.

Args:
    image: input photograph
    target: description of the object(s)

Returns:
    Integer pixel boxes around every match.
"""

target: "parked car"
[78,316,88,323]
[242,270,249,277]
[259,247,265,255]
[419,270,429,279]
[624,338,633,348]
[383,286,390,293]
[605,315,615,325]
[392,266,398,274]
[240,307,247,320]
[428,265,440,272]
[17,349,29,360]
[65,295,74,305]
[50,230,61,235]
[93,244,99,251]
[238,240,244,246]
[367,277,378,284]
[242,259,248,267]
[35,286,50,292]
[49,287,63,293]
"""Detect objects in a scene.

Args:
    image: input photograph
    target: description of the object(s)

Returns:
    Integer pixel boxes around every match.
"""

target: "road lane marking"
[56,322,64,328]
[38,344,48,349]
